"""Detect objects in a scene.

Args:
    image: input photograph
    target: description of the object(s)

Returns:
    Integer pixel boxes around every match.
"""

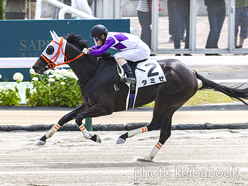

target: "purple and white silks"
[89,32,150,62]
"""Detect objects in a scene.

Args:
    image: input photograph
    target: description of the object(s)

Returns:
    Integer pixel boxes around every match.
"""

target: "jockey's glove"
[82,48,89,55]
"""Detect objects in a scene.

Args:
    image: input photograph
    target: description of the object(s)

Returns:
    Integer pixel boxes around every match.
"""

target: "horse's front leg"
[36,103,87,146]
[75,102,113,143]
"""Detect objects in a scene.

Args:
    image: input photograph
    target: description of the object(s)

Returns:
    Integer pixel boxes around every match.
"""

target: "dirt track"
[1,108,248,126]
[0,129,248,186]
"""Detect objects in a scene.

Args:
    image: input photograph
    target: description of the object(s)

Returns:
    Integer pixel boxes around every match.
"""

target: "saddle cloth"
[118,59,166,110]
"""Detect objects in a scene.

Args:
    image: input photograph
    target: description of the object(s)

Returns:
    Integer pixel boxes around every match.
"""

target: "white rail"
[0,57,68,68]
[35,0,96,20]
[34,0,136,34]
[1,56,248,69]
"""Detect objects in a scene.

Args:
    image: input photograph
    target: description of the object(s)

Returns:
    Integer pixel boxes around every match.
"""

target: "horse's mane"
[65,33,89,50]
[65,33,114,59]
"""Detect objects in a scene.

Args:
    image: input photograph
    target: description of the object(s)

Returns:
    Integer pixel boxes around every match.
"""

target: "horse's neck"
[68,54,98,84]
[65,44,117,85]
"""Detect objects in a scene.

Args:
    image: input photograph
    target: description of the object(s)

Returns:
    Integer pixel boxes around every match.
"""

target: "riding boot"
[122,63,136,84]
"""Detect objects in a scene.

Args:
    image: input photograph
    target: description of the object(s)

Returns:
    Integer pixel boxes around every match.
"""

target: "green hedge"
[0,69,83,107]
[0,0,5,20]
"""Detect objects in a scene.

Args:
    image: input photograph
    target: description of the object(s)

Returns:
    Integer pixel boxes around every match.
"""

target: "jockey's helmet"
[91,24,108,44]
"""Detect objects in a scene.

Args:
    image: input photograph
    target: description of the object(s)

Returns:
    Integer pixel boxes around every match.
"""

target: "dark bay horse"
[32,31,248,161]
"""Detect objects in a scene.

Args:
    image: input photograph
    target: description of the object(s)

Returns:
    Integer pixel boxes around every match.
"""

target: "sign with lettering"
[0,19,130,57]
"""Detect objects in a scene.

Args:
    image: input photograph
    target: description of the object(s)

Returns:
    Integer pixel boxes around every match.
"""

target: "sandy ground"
[0,129,248,186]
[1,109,248,126]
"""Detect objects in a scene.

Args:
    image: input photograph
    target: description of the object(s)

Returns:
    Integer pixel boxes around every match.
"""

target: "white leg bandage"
[79,124,92,139]
[128,126,148,138]
[45,124,61,138]
[145,142,163,161]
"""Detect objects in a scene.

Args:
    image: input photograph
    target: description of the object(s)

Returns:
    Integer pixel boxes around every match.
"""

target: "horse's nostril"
[32,65,38,70]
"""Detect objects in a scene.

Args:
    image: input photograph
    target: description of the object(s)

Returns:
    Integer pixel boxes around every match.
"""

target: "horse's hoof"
[137,157,153,162]
[91,134,101,143]
[116,137,126,144]
[36,140,46,146]
[95,135,101,143]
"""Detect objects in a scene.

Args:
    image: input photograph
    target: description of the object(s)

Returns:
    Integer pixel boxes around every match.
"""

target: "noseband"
[41,37,85,70]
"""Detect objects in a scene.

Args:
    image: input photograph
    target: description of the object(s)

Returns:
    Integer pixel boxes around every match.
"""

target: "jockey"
[82,24,150,84]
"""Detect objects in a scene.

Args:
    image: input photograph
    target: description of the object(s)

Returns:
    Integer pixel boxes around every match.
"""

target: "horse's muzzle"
[32,64,41,74]
[32,58,49,74]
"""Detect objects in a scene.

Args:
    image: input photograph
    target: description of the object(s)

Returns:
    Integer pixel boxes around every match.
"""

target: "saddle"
[117,58,166,110]
[99,53,166,110]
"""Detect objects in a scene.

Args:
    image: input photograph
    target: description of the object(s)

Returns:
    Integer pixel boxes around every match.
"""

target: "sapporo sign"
[19,39,52,57]
[0,19,130,57]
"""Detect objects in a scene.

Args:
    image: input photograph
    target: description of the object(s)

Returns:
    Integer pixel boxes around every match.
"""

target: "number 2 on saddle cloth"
[117,59,166,110]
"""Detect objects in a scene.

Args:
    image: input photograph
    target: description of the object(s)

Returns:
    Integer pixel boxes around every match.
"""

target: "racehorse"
[32,31,248,161]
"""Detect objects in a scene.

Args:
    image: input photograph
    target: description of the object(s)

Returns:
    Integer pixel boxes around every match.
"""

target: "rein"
[41,37,84,70]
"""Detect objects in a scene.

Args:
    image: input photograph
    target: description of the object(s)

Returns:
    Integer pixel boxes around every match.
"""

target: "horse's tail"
[195,71,248,105]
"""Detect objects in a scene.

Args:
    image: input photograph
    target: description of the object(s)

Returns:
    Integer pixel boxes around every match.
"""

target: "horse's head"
[32,31,67,74]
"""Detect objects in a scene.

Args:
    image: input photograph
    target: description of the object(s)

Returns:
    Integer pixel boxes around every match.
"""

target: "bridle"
[41,37,84,70]
[40,36,101,86]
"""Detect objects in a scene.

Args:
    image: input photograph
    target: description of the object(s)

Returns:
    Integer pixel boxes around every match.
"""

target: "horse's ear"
[50,30,60,42]
[50,30,56,41]
[52,31,60,42]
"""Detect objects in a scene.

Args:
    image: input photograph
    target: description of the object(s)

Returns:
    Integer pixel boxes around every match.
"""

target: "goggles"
[94,35,101,41]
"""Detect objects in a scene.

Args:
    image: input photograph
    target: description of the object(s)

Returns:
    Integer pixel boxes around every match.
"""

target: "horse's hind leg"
[36,103,87,146]
[116,126,149,144]
[141,95,195,161]
[116,120,162,144]
[141,116,172,161]
[116,96,165,144]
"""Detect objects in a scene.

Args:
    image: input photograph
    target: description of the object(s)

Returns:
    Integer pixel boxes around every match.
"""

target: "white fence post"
[35,0,43,19]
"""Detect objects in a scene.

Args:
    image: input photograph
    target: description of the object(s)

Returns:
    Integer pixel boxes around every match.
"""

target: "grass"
[184,89,233,106]
[143,89,234,107]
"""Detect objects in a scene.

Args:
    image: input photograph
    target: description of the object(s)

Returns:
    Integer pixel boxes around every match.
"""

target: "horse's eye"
[46,45,54,55]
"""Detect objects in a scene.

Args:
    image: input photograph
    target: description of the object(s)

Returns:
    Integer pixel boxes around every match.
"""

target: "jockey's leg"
[116,57,136,84]
[116,57,127,66]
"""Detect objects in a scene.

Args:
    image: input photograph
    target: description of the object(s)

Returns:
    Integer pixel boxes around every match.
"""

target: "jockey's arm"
[90,45,101,50]
[89,38,115,56]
